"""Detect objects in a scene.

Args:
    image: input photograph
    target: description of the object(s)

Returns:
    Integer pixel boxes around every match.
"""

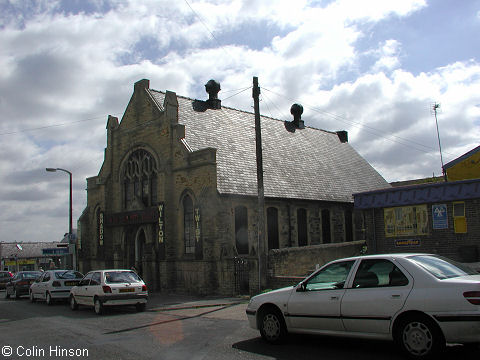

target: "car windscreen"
[55,271,83,280]
[22,272,41,279]
[409,255,478,279]
[104,271,141,284]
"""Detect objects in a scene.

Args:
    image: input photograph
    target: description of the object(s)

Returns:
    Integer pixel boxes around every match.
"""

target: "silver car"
[246,253,480,358]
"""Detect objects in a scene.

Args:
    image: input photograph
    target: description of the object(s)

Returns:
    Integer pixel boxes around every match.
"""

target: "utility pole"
[253,76,266,292]
[432,103,447,181]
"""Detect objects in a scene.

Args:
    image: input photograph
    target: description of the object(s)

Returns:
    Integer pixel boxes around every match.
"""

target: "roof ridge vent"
[205,79,221,109]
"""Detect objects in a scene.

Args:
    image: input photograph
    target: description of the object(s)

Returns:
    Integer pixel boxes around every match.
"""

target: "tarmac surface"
[146,291,250,321]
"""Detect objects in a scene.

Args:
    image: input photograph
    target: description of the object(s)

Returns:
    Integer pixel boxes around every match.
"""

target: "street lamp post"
[46,167,75,270]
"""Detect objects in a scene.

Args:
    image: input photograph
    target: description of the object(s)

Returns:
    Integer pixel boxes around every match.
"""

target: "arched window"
[183,195,195,254]
[123,149,158,208]
[322,209,331,243]
[354,211,365,240]
[297,208,308,246]
[267,207,279,250]
[345,209,353,242]
[235,206,249,255]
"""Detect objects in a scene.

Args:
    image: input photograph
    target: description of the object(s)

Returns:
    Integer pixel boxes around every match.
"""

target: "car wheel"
[136,303,146,312]
[259,307,287,344]
[395,315,445,359]
[46,292,53,306]
[29,291,36,303]
[69,295,78,311]
[94,297,103,315]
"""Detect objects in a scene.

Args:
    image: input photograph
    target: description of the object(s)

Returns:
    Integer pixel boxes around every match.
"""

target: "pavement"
[146,292,251,321]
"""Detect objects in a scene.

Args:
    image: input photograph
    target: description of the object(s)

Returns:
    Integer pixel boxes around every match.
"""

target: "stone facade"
[78,79,389,295]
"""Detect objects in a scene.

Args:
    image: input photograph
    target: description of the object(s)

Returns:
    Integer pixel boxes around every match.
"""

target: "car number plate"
[64,281,77,286]
[119,288,135,293]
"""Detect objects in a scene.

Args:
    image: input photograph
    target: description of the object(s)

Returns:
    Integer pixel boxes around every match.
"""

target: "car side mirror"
[296,282,306,292]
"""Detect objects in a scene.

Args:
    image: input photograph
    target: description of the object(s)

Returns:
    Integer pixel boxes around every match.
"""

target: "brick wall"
[367,199,480,262]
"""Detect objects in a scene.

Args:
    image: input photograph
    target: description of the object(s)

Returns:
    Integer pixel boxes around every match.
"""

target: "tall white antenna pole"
[433,103,447,181]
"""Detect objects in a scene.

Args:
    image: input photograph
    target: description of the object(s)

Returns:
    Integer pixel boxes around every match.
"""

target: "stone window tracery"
[183,195,195,254]
[123,149,158,208]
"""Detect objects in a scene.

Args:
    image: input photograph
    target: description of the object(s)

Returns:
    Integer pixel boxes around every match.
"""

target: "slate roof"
[149,90,390,203]
[0,242,64,259]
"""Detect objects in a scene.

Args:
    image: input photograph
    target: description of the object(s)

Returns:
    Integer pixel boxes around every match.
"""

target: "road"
[0,291,478,360]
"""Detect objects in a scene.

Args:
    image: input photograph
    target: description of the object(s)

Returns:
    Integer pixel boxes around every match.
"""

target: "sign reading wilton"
[158,203,165,244]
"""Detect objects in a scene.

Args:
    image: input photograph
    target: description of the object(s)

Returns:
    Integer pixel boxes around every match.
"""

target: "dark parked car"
[5,271,41,299]
[0,271,14,289]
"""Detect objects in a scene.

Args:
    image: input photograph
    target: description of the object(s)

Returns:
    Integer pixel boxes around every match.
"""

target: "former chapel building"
[77,79,390,295]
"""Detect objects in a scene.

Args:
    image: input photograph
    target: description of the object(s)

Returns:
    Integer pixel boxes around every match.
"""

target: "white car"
[69,269,148,314]
[29,270,83,305]
[246,253,480,358]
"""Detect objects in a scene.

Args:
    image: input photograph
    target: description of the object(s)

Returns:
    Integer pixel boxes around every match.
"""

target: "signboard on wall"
[157,202,165,260]
[105,207,159,227]
[194,207,203,260]
[99,211,104,246]
[157,203,165,244]
[384,205,428,237]
[394,239,421,247]
[432,204,448,230]
[5,259,36,266]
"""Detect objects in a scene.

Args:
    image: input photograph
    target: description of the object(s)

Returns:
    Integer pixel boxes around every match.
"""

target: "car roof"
[332,253,434,262]
[87,269,134,273]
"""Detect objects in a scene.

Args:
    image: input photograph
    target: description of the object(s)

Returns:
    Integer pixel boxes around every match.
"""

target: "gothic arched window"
[297,208,308,247]
[235,206,249,255]
[267,207,279,250]
[183,195,195,254]
[123,149,158,208]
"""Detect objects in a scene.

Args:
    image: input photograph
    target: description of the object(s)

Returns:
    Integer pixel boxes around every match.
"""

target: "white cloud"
[0,0,478,242]
[372,39,402,72]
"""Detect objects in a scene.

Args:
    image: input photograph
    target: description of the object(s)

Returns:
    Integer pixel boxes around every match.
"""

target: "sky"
[1,0,479,243]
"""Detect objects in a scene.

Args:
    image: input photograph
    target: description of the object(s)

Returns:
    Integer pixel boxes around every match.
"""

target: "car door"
[75,273,93,305]
[40,272,51,299]
[341,258,413,334]
[88,272,102,305]
[31,273,44,298]
[286,260,356,332]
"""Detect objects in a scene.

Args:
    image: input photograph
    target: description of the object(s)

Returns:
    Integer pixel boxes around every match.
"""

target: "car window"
[55,271,83,280]
[23,272,40,280]
[409,255,478,279]
[42,273,50,282]
[105,271,141,284]
[79,273,93,286]
[90,272,101,285]
[305,261,355,291]
[353,259,409,288]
